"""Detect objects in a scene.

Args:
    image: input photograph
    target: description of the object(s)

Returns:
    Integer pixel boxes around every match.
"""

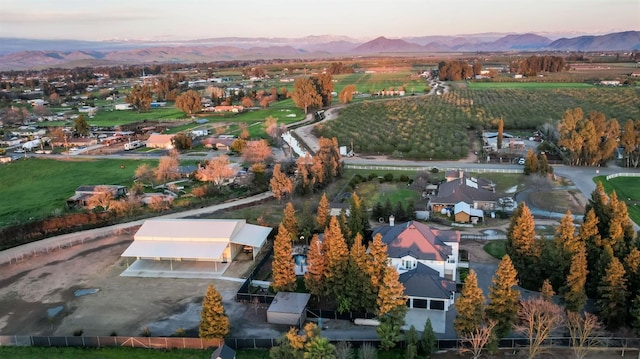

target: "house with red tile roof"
[372,220,460,313]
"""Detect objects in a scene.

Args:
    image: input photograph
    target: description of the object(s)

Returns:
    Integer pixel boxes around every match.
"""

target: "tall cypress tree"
[282,202,298,241]
[304,234,325,298]
[551,211,579,289]
[597,256,628,329]
[347,192,369,247]
[454,270,485,336]
[199,284,229,338]
[562,243,588,312]
[315,192,331,231]
[581,209,602,296]
[367,233,388,292]
[486,255,520,339]
[506,203,541,289]
[377,266,407,316]
[345,233,375,312]
[323,216,349,301]
[272,223,297,292]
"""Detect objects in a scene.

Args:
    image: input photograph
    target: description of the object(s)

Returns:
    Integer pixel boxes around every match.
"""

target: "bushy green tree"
[421,318,437,358]
[486,255,520,339]
[454,270,485,336]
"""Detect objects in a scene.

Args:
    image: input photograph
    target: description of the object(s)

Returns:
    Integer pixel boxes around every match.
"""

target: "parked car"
[518,158,526,165]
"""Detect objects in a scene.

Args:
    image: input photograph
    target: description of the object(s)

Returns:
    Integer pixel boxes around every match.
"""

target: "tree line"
[510,55,567,76]
[506,184,639,332]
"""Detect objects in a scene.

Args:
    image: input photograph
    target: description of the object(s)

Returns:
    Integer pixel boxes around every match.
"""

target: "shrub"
[399,175,410,182]
[141,327,151,337]
[430,167,439,173]
[110,331,117,336]
[174,328,186,337]
[383,173,394,182]
[368,173,377,181]
[73,329,83,336]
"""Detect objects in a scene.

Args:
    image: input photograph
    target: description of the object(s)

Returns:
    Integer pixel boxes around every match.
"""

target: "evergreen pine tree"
[538,153,550,175]
[383,197,393,219]
[551,210,579,289]
[624,248,640,303]
[405,325,419,359]
[581,209,602,296]
[630,294,640,335]
[486,255,520,339]
[347,192,369,247]
[421,318,437,358]
[584,182,612,238]
[345,233,375,312]
[376,266,406,316]
[394,201,407,222]
[523,149,538,175]
[406,200,416,221]
[454,270,485,336]
[371,201,384,221]
[540,278,555,302]
[562,243,588,312]
[316,192,331,231]
[282,202,298,241]
[339,209,351,241]
[304,234,325,298]
[597,256,628,329]
[199,284,230,338]
[272,223,297,292]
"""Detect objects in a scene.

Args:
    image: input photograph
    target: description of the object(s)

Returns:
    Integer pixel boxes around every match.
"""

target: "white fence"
[606,172,640,180]
[344,164,522,174]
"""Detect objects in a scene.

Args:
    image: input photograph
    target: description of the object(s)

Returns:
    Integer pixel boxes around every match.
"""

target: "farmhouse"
[453,201,484,224]
[400,262,456,311]
[430,170,498,213]
[214,105,244,113]
[121,219,272,278]
[66,185,128,208]
[146,133,175,149]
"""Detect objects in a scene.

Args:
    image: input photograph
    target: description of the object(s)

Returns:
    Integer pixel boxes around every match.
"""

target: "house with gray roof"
[431,170,498,214]
[399,262,456,311]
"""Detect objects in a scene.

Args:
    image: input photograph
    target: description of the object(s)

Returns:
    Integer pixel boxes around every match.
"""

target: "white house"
[115,103,133,110]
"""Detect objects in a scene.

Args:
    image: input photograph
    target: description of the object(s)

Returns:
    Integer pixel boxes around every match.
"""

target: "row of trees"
[291,73,334,113]
[438,60,483,81]
[506,183,639,331]
[455,262,604,359]
[293,137,343,195]
[523,149,553,176]
[557,107,621,166]
[510,55,567,76]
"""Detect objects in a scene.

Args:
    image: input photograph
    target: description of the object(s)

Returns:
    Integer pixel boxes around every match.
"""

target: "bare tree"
[196,155,237,187]
[460,320,497,359]
[566,312,603,359]
[514,297,565,359]
[154,150,180,184]
[86,186,114,210]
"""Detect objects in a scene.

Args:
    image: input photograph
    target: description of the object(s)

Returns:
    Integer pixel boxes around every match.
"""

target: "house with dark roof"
[66,185,127,208]
[400,262,456,311]
[431,170,498,214]
[372,220,460,281]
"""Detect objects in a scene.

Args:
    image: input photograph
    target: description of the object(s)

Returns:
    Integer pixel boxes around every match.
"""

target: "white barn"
[121,219,271,278]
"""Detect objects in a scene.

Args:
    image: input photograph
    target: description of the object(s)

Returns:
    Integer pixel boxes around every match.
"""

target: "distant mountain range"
[0,31,638,70]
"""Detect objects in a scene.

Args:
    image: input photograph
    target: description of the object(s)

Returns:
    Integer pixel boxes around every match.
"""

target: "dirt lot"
[0,233,279,338]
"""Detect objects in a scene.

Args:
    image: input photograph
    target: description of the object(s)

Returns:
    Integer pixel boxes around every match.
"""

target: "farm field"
[594,175,640,225]
[467,82,594,89]
[0,158,157,228]
[315,87,640,159]
[333,71,428,94]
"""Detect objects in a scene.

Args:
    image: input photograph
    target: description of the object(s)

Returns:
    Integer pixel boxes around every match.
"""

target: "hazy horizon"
[1,0,638,41]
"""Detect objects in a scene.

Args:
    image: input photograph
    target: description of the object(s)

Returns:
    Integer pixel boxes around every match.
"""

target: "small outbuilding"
[267,292,311,326]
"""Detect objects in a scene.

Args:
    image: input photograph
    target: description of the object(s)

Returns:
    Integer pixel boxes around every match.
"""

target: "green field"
[593,175,640,225]
[0,158,157,227]
[467,82,594,89]
[333,72,427,94]
[483,240,507,259]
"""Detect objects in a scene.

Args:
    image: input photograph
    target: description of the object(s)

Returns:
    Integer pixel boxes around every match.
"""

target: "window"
[430,300,445,310]
[413,299,428,309]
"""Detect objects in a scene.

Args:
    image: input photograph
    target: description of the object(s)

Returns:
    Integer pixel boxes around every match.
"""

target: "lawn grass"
[483,240,507,259]
[593,175,640,225]
[466,172,524,196]
[0,158,157,227]
[467,82,594,89]
[88,107,187,126]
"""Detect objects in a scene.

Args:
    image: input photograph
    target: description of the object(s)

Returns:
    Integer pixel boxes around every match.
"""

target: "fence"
[606,172,640,180]
[4,335,638,352]
[344,164,522,174]
[0,335,222,350]
[235,247,275,304]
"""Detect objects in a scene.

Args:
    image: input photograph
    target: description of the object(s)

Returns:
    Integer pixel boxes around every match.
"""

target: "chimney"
[389,215,395,227]
[459,170,464,179]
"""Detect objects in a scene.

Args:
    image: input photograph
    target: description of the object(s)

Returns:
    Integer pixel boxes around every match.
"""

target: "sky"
[1,0,638,41]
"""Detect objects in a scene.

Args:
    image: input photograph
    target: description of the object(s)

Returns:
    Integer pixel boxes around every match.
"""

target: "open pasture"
[333,71,428,94]
[0,158,157,228]
[595,175,640,226]
[467,82,594,89]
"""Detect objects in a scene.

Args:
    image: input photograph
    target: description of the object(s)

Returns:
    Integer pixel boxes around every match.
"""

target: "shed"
[267,292,311,326]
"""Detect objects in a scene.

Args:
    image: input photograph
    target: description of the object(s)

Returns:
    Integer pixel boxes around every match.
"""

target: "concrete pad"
[402,308,447,333]
[120,259,230,279]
